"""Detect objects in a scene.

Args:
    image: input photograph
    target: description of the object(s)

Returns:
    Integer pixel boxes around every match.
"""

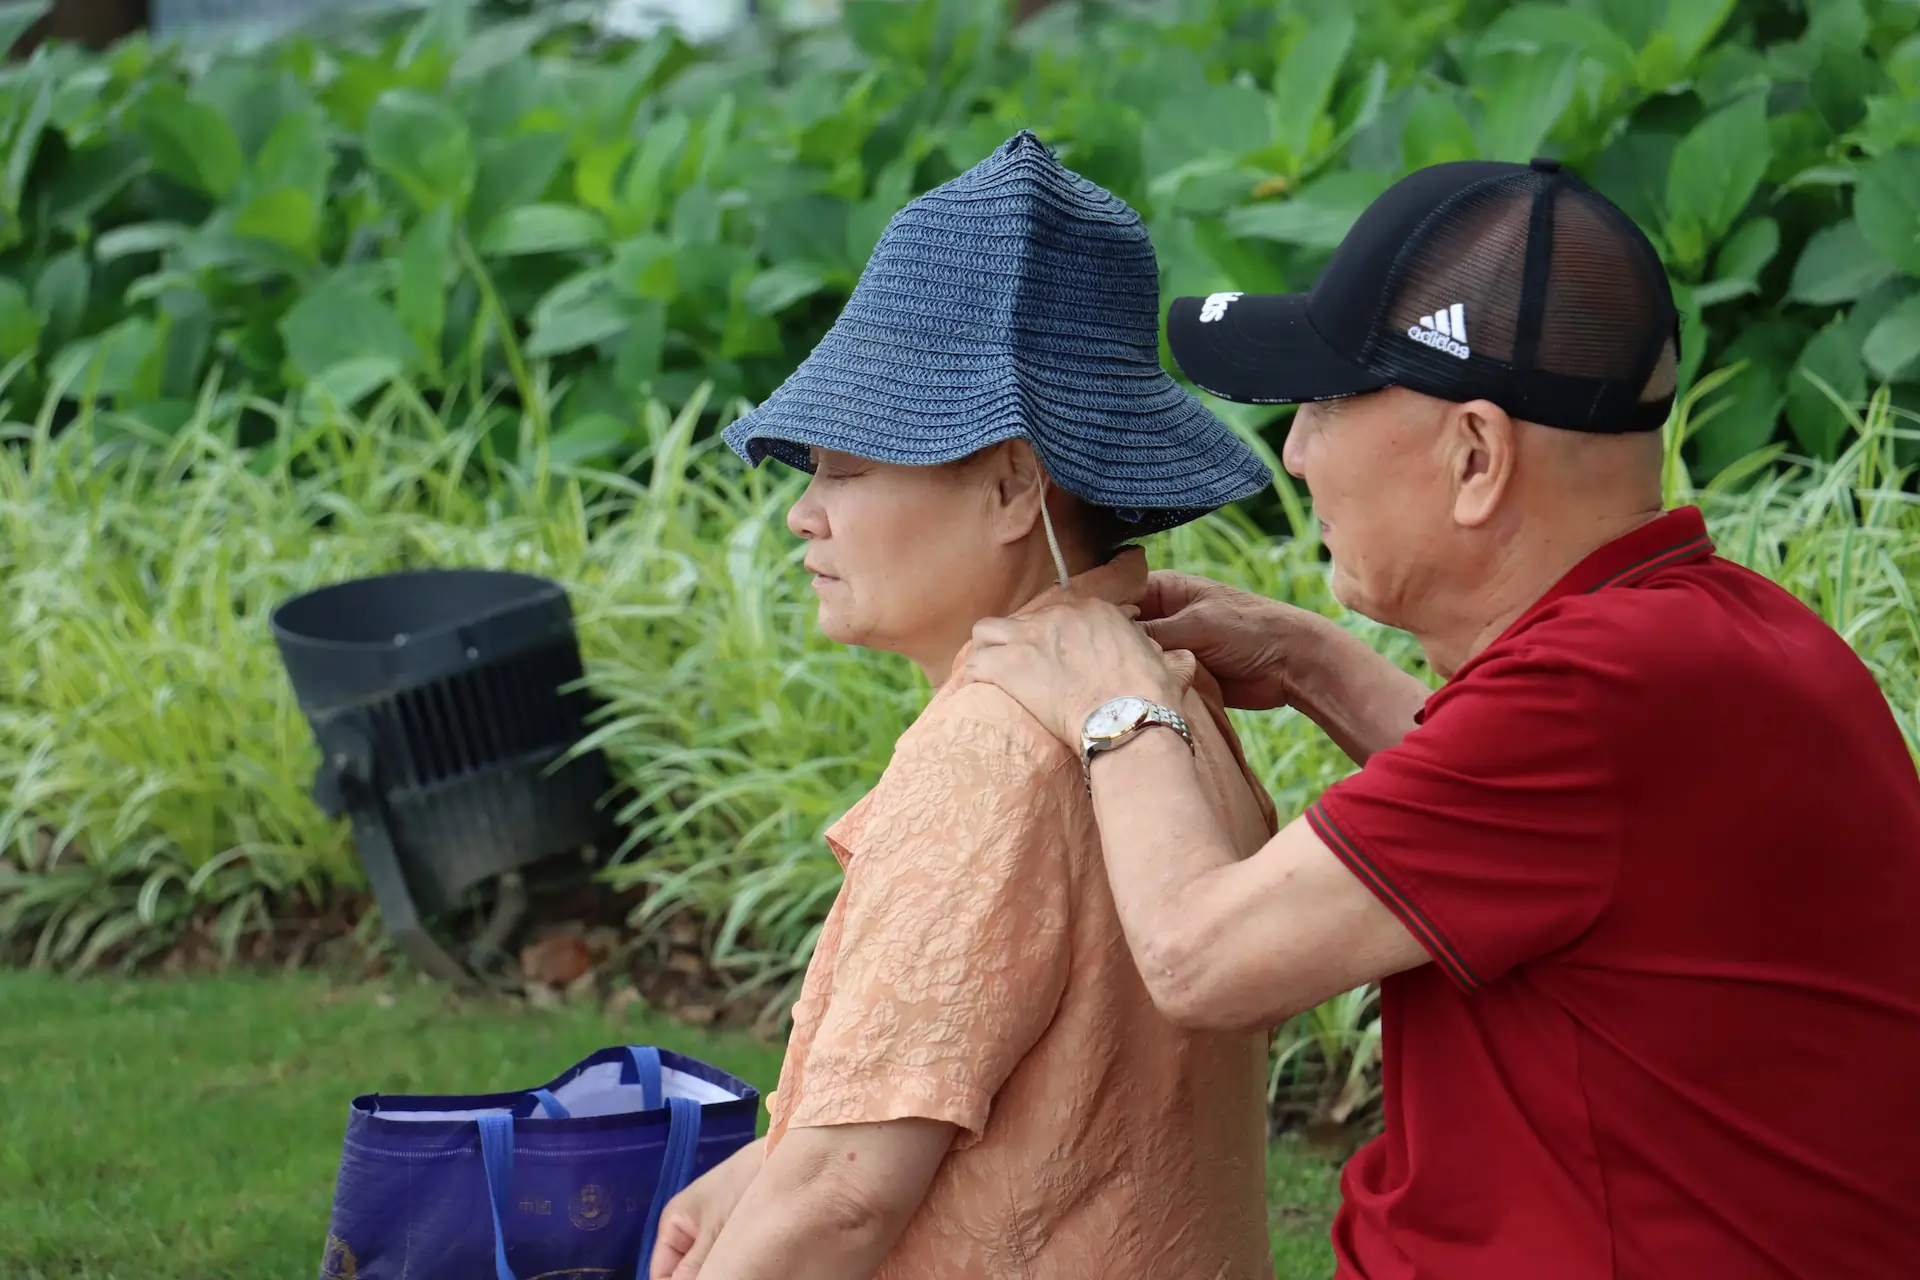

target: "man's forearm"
[1086,726,1429,1032]
[1084,730,1244,1025]
[1284,610,1429,765]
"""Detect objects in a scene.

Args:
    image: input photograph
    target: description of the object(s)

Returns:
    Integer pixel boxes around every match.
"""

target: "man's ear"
[985,439,1046,547]
[1448,399,1517,529]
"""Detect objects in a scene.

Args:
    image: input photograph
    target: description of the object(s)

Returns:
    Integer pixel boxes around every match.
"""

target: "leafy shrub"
[0,0,1919,475]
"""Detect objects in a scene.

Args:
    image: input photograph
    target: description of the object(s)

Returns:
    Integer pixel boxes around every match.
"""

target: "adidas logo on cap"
[1408,302,1470,359]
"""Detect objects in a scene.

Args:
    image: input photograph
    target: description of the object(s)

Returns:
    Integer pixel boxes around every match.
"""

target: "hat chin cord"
[1038,474,1073,593]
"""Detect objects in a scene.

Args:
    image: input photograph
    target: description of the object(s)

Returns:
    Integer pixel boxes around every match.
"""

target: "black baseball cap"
[1166,158,1680,434]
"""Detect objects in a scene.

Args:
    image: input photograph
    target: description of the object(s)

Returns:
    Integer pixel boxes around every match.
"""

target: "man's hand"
[649,1140,765,1279]
[1137,570,1296,711]
[1142,570,1431,765]
[963,597,1184,747]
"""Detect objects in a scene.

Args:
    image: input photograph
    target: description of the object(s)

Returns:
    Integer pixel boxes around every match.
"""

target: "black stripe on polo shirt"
[1306,801,1482,991]
[1586,533,1715,593]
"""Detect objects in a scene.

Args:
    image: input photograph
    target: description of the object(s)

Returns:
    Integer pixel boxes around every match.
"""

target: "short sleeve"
[785,692,1074,1148]
[1310,639,1624,991]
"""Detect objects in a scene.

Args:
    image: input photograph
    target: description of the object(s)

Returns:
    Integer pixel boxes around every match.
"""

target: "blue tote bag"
[318,1045,760,1280]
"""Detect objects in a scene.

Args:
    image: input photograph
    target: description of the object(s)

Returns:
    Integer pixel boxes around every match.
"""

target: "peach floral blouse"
[764,548,1279,1279]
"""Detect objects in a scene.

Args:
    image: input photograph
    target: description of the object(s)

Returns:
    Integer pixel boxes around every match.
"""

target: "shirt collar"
[1411,506,1716,724]
[1526,505,1715,610]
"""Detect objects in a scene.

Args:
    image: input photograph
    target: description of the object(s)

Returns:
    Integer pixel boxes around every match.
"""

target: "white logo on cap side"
[1408,302,1470,359]
[1198,291,1243,323]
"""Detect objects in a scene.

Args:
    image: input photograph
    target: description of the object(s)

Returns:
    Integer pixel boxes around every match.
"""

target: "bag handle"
[524,1048,658,1119]
[478,1113,519,1280]
[627,1045,663,1110]
[637,1096,703,1277]
[476,1092,704,1280]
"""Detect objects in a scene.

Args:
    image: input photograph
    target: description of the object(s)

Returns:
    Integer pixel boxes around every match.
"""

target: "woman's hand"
[649,1140,766,1279]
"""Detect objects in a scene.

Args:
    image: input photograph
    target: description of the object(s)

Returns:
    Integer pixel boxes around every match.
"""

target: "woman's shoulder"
[891,679,1077,782]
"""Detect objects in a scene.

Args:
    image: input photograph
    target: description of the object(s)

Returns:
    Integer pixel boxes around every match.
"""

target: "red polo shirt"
[1309,506,1920,1279]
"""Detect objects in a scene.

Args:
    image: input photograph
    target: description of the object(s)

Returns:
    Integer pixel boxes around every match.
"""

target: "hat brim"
[1167,293,1390,406]
[721,318,1274,534]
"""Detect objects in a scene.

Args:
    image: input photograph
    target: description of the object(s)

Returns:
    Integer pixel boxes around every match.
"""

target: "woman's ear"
[984,439,1046,547]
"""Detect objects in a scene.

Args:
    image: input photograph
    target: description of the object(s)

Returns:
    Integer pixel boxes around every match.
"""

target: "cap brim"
[1167,293,1389,406]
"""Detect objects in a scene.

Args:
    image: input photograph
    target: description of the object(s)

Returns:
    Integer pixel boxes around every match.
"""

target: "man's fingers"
[970,614,1024,647]
[1139,569,1219,622]
[1140,614,1201,652]
[957,639,1009,687]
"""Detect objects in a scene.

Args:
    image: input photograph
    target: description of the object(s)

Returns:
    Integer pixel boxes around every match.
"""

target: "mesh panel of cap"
[1362,168,1676,430]
[1536,187,1668,383]
[1379,175,1535,365]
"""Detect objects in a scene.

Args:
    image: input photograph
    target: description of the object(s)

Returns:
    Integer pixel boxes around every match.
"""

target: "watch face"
[1087,696,1148,739]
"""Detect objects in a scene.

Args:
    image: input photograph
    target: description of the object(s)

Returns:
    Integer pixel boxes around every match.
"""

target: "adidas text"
[1407,324,1471,359]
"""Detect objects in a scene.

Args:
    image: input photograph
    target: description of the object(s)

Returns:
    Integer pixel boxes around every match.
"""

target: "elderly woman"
[648,132,1279,1280]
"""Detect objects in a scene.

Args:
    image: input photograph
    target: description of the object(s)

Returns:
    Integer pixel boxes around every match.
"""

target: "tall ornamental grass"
[1,364,1915,1117]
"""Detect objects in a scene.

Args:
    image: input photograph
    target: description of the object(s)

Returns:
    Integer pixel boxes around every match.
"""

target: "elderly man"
[963,157,1920,1279]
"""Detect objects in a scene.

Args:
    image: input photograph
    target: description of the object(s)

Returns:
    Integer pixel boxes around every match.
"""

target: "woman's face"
[785,447,1028,677]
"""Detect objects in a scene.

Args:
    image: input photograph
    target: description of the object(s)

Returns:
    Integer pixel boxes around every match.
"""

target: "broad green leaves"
[279,270,416,388]
[1,0,1918,474]
[365,90,474,215]
[1271,13,1356,174]
[1854,150,1920,275]
[1790,221,1899,304]
[1862,293,1920,381]
[1226,171,1396,250]
[1666,94,1772,273]
[0,277,44,362]
[477,204,606,257]
[1788,321,1868,458]
[138,85,243,200]
[1400,91,1477,170]
[1477,48,1582,163]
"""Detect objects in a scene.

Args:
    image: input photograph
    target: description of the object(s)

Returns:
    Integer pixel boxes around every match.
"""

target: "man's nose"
[1281,413,1309,480]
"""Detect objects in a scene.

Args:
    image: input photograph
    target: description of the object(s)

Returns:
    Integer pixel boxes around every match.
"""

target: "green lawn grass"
[0,972,1341,1278]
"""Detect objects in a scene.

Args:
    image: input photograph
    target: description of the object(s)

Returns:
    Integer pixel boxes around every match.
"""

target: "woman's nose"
[787,480,826,539]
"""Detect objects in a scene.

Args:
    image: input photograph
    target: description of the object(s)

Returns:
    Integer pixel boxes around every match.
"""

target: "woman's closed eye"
[813,453,872,481]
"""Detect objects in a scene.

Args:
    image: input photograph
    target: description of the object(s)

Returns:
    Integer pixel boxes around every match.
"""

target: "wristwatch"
[1079,695,1194,788]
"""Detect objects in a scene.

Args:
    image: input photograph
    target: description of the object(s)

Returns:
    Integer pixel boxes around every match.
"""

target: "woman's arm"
[692,1120,957,1280]
[689,687,1072,1276]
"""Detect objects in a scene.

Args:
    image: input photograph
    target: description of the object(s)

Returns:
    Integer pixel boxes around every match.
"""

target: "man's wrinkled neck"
[1413,505,1667,680]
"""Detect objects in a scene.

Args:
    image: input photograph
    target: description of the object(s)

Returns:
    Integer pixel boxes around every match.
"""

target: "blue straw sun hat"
[722,130,1272,534]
